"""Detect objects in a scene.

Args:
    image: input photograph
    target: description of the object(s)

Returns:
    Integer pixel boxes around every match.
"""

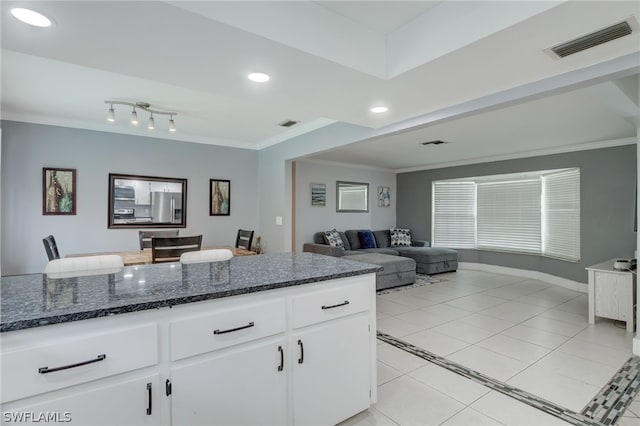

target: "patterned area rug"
[376,273,446,295]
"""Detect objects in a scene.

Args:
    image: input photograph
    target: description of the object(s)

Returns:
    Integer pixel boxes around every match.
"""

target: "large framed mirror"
[336,181,369,212]
[108,173,187,228]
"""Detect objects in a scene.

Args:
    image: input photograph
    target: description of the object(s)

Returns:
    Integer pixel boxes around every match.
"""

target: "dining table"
[67,246,256,266]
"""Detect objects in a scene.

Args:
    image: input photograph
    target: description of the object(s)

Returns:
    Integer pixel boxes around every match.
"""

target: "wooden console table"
[68,246,255,266]
[586,259,636,332]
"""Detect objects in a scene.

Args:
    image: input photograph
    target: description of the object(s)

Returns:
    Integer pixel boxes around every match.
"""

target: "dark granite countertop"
[1,252,380,332]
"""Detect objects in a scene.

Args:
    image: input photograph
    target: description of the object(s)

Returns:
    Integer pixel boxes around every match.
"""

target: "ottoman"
[345,253,416,291]
[395,247,458,275]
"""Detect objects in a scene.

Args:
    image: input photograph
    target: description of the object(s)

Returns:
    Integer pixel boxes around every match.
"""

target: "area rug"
[376,273,446,295]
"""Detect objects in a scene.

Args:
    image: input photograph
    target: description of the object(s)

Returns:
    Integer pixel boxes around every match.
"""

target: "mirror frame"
[336,181,369,213]
[108,173,188,229]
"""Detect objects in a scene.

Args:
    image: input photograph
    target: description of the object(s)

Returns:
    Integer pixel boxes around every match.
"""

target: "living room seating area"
[303,228,458,290]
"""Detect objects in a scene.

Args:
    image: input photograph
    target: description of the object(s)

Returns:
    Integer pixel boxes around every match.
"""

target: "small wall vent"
[551,21,633,58]
[421,140,448,146]
[278,119,299,128]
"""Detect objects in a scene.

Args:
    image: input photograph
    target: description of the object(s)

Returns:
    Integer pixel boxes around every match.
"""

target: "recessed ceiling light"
[10,8,52,27]
[248,72,270,83]
[370,106,388,113]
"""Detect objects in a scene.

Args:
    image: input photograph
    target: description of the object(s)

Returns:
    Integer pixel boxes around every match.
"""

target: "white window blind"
[432,182,476,248]
[476,180,542,253]
[542,169,580,261]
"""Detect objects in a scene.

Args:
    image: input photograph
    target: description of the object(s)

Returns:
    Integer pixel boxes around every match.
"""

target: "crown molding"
[296,158,395,173]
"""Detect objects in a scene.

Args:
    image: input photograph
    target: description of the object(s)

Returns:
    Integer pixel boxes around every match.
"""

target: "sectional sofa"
[303,229,458,290]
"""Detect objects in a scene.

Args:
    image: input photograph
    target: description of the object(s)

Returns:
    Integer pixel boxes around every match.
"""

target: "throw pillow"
[358,230,377,249]
[390,228,412,247]
[323,229,345,249]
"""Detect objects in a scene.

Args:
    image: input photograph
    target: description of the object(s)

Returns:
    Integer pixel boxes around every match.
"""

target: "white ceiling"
[1,1,639,169]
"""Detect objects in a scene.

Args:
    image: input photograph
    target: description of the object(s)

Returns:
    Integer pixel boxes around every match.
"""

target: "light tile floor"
[341,269,640,426]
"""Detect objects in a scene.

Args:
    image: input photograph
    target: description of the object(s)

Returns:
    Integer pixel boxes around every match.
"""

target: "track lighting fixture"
[104,100,177,132]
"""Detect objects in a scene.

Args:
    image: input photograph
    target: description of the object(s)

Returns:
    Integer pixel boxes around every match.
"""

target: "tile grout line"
[377,331,606,426]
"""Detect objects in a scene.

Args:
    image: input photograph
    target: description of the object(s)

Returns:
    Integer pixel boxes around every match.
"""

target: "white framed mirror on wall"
[336,181,369,212]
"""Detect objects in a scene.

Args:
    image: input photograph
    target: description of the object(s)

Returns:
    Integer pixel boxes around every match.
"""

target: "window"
[432,168,580,261]
[432,182,476,248]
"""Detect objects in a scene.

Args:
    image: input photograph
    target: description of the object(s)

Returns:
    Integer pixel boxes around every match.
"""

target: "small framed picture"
[311,182,326,206]
[377,186,391,207]
[43,167,76,215]
[210,179,230,216]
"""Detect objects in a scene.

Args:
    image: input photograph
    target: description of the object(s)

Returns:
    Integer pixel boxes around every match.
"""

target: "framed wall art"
[43,167,76,215]
[210,179,230,216]
[377,186,391,207]
[311,182,326,206]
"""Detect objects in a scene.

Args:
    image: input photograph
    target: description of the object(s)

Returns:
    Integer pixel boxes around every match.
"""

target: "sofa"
[303,229,458,290]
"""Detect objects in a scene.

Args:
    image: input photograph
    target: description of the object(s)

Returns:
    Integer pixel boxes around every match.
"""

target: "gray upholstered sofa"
[303,229,458,290]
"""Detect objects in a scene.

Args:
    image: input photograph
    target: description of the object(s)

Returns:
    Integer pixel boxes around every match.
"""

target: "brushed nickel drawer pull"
[321,300,350,310]
[213,322,255,335]
[38,354,106,374]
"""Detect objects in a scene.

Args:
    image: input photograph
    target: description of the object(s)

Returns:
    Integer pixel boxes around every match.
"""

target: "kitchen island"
[1,253,380,425]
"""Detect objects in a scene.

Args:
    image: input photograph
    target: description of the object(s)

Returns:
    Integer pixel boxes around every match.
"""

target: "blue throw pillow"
[358,230,377,249]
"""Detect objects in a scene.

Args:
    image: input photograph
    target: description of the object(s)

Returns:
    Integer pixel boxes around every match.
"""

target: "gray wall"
[294,160,396,252]
[1,121,258,275]
[258,121,376,253]
[397,145,637,283]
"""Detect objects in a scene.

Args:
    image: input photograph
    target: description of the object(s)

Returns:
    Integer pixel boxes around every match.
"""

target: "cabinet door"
[594,272,631,319]
[170,339,286,426]
[1,374,162,426]
[293,314,371,426]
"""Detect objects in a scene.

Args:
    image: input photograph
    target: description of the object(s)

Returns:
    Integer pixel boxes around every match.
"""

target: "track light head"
[148,113,155,130]
[130,108,138,125]
[169,116,176,132]
[107,105,115,122]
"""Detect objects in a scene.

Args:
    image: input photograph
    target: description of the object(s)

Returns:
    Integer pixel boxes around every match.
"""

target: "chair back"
[45,255,123,278]
[235,229,254,251]
[152,235,202,264]
[180,249,233,264]
[43,235,60,261]
[139,230,179,250]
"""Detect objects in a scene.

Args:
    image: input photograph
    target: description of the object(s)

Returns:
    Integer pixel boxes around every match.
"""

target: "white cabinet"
[171,339,287,426]
[133,180,151,205]
[1,274,377,426]
[292,315,371,426]
[2,375,162,426]
[587,259,636,332]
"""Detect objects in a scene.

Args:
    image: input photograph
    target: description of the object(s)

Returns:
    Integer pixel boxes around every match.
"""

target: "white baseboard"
[458,262,587,293]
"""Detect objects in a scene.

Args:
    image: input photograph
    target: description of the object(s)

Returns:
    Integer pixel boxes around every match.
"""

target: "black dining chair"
[151,235,202,264]
[139,230,179,250]
[235,229,254,251]
[43,235,60,261]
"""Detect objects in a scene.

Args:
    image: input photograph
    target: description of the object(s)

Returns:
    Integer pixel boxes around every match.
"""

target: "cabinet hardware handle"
[38,354,106,374]
[213,321,255,335]
[277,345,284,371]
[165,379,172,396]
[298,339,304,364]
[146,383,152,416]
[321,300,350,310]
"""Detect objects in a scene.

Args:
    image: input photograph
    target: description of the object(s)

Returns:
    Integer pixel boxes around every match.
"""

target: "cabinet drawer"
[1,323,158,403]
[170,299,286,360]
[293,278,370,328]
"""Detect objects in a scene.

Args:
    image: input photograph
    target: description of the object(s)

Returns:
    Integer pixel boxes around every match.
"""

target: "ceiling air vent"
[551,21,632,58]
[421,140,448,146]
[278,119,299,128]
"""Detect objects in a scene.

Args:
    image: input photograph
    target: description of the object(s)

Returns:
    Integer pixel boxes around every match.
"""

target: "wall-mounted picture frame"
[210,179,230,216]
[311,182,326,206]
[43,167,76,215]
[378,185,391,207]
